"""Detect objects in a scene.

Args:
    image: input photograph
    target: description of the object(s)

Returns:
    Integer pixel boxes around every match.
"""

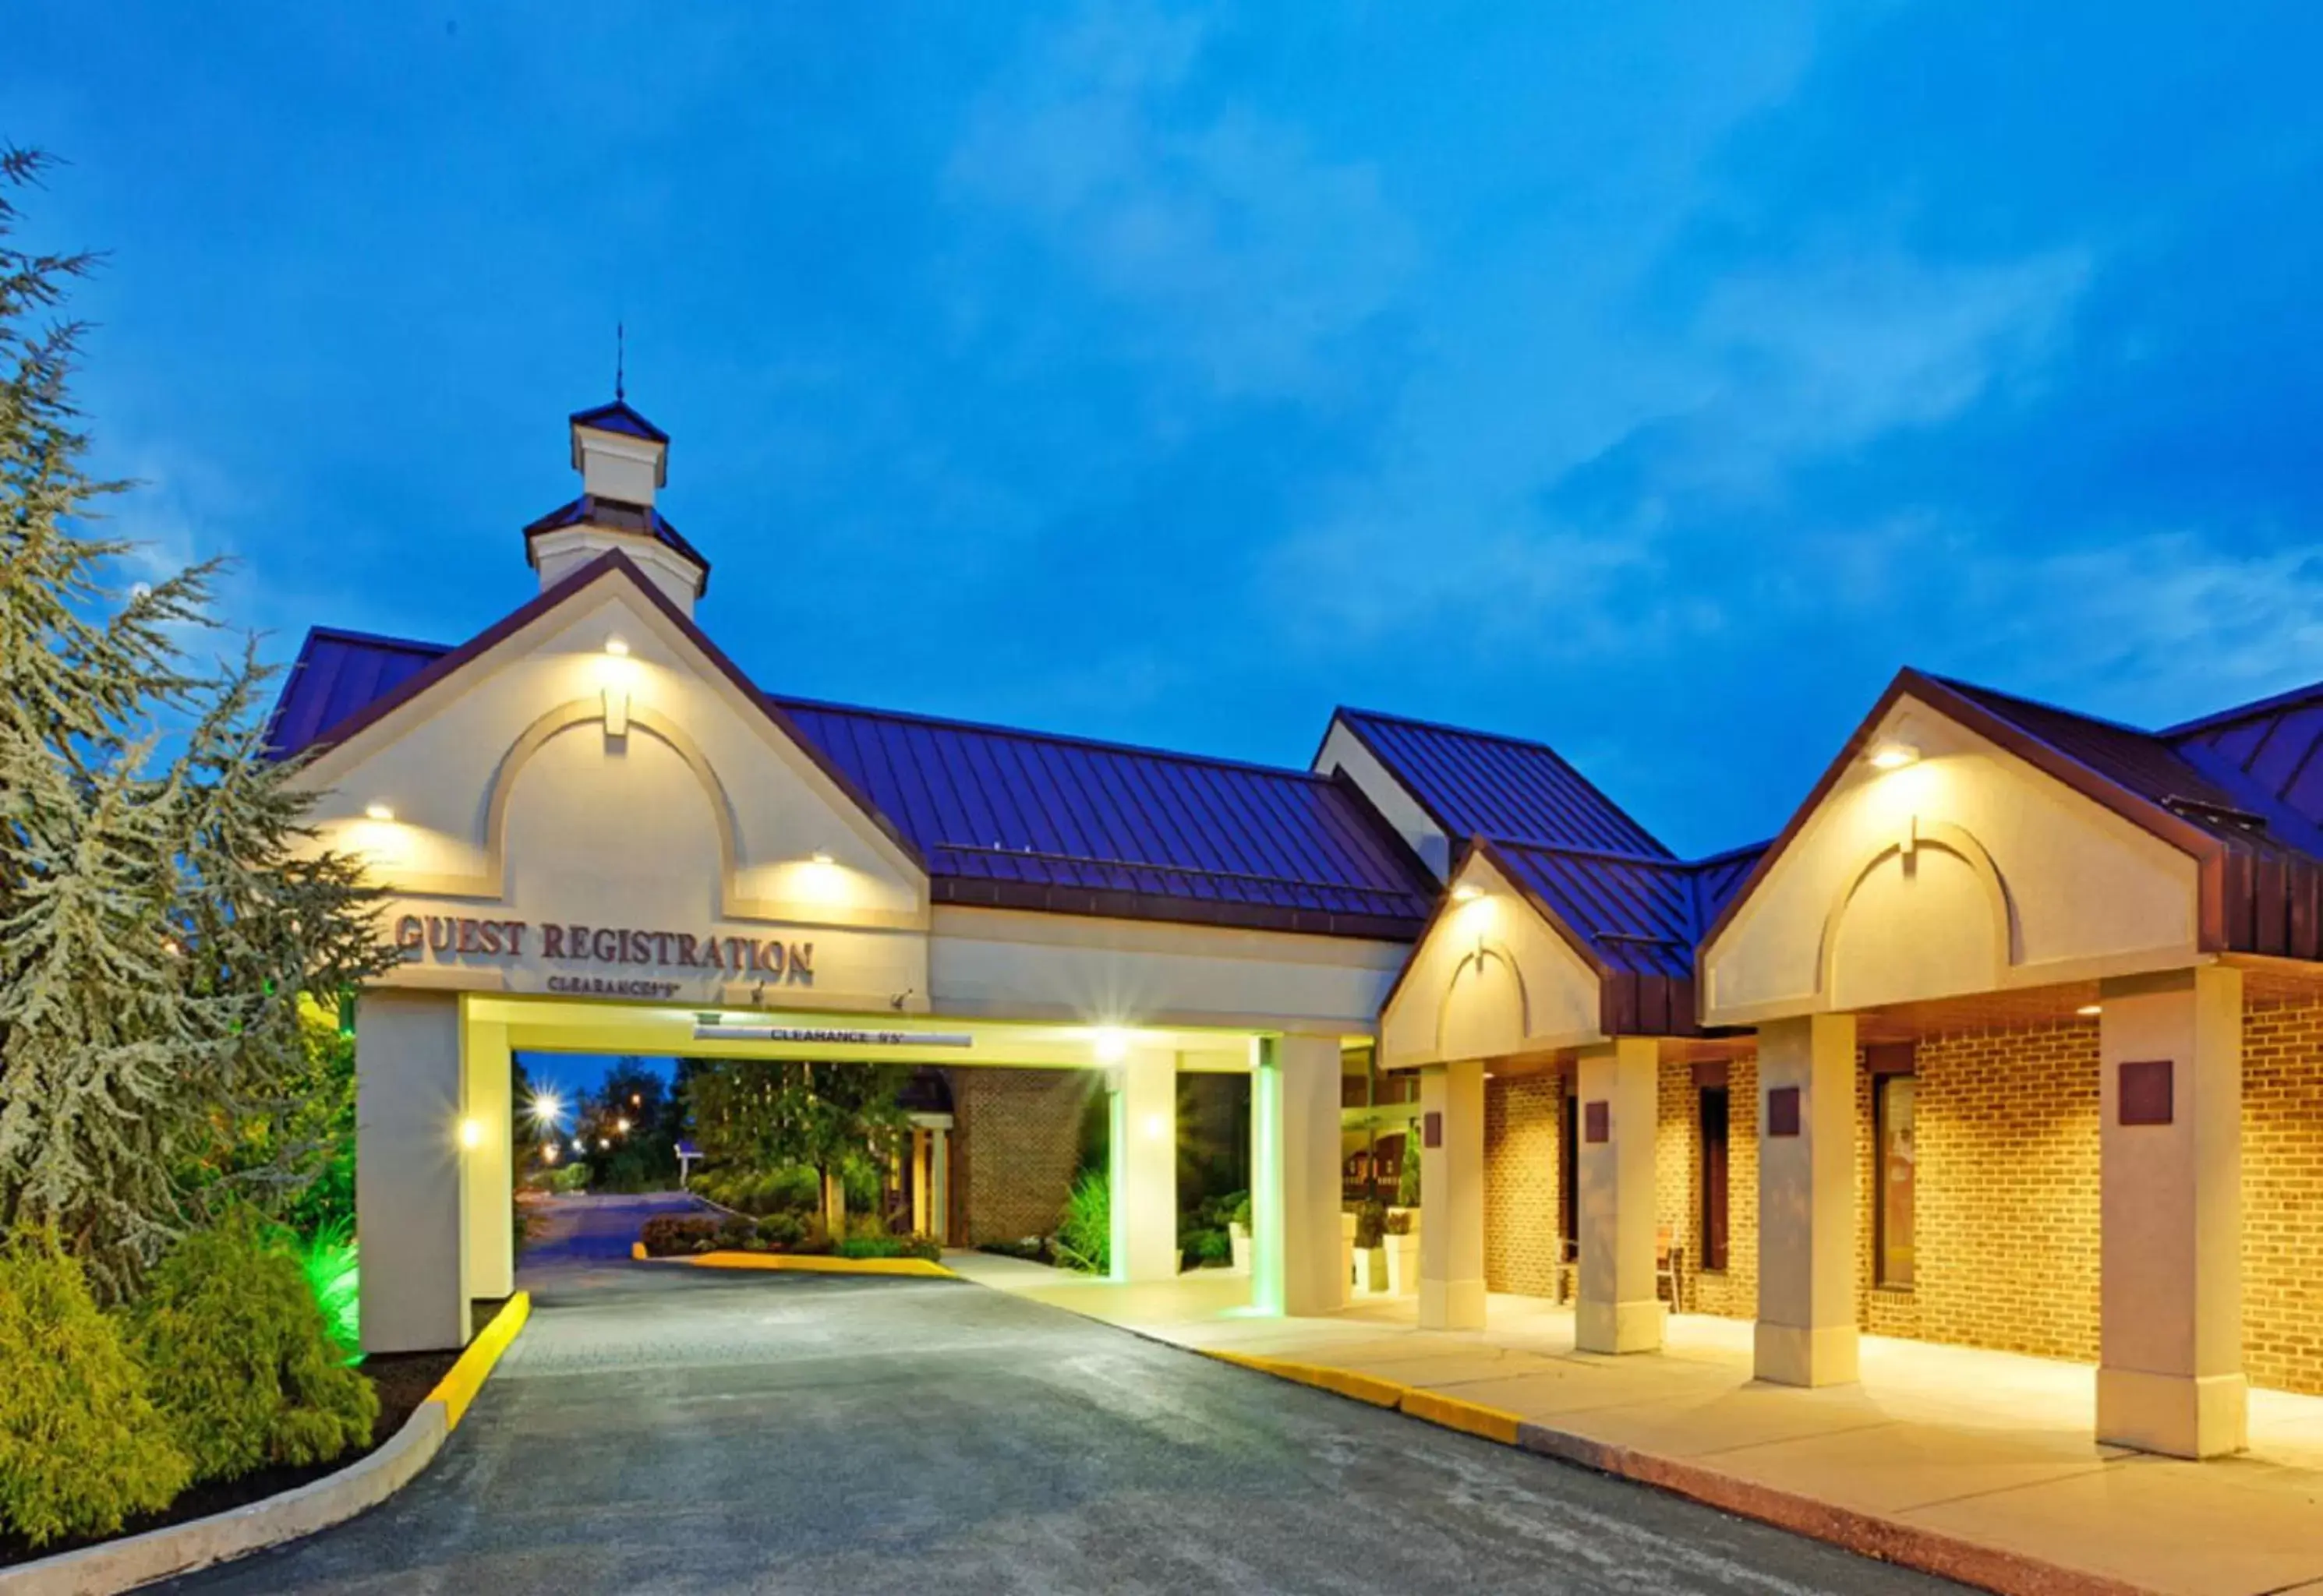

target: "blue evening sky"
[11,3,2322,870]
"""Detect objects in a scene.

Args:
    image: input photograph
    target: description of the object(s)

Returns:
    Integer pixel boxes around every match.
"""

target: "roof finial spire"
[615,320,626,401]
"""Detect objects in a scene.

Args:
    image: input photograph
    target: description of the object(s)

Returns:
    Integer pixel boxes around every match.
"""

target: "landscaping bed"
[637,1212,942,1263]
[0,1348,457,1570]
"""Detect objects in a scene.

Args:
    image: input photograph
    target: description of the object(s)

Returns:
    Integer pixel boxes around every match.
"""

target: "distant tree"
[0,149,391,1298]
[687,1060,907,1237]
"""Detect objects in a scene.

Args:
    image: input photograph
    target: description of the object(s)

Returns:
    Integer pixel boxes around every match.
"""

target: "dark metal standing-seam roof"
[1936,677,2323,863]
[2167,680,2323,836]
[264,628,450,757]
[773,697,1437,933]
[1335,708,1674,857]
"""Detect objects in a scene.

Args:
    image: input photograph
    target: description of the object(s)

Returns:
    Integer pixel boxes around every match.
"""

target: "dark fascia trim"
[1693,669,2235,998]
[930,877,1426,942]
[297,549,927,872]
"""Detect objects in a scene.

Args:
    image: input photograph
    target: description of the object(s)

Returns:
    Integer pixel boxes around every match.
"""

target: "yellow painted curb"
[426,1291,530,1430]
[1204,1350,1406,1409]
[1400,1388,1522,1445]
[652,1249,956,1279]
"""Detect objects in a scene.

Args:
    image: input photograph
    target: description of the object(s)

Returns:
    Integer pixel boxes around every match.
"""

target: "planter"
[1384,1231,1421,1295]
[1229,1221,1252,1274]
[1352,1245,1388,1295]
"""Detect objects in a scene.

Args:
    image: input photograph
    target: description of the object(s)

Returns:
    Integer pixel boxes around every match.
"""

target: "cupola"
[522,397,710,615]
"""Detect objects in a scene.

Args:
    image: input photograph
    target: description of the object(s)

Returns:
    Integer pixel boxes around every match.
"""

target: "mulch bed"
[0,1348,459,1570]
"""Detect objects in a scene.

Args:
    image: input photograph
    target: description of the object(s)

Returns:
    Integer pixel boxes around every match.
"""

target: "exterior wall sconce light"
[1450,882,1483,903]
[809,849,835,866]
[1093,1026,1130,1065]
[2077,1003,2103,1017]
[458,1117,486,1150]
[1867,740,1920,772]
[364,802,395,821]
[603,634,630,656]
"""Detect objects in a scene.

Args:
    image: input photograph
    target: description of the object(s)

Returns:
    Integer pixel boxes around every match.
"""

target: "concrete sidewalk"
[948,1255,2323,1596]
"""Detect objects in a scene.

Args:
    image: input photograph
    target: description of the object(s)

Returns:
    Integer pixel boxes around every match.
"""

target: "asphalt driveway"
[165,1203,1962,1594]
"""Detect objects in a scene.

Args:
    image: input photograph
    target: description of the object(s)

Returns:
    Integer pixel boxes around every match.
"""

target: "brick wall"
[1867,1022,2103,1361]
[1657,1054,1759,1320]
[2243,996,2323,1396]
[1483,1075,1562,1297]
[946,1068,1098,1245]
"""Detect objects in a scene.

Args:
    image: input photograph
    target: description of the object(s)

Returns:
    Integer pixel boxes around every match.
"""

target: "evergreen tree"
[0,150,391,1298]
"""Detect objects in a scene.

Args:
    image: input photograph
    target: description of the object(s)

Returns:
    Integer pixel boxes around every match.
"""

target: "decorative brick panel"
[1483,1075,1562,1297]
[946,1068,1097,1245]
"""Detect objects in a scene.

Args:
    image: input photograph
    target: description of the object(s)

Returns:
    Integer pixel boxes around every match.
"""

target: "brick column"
[1577,1036,1663,1353]
[1418,1059,1487,1330]
[2098,966,2246,1458]
[1755,1012,1858,1386]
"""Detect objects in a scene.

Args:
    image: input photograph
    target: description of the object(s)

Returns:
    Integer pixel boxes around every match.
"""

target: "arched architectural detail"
[1434,934,1532,1062]
[374,697,921,929]
[1814,817,2016,1006]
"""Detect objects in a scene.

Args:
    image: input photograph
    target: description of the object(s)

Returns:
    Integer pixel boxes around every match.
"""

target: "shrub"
[834,1234,942,1262]
[296,1217,362,1361]
[0,1229,191,1546]
[1383,1208,1413,1237]
[546,1163,592,1195]
[638,1216,719,1256]
[133,1220,379,1484]
[1182,1227,1231,1266]
[712,1216,761,1252]
[756,1211,807,1249]
[1396,1141,1420,1207]
[1228,1192,1252,1231]
[1055,1169,1110,1275]
[1353,1199,1387,1250]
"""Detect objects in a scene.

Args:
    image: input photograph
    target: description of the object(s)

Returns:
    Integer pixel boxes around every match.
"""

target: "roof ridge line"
[772,692,1342,786]
[1473,835,1685,868]
[2164,676,2323,737]
[303,625,452,654]
[1929,673,2159,738]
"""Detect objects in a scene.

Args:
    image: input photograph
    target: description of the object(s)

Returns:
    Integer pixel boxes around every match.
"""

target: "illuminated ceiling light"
[1450,882,1483,903]
[1142,1112,1168,1141]
[1093,1026,1130,1065]
[603,634,630,656]
[1867,741,1920,772]
[364,802,395,821]
[2077,1003,2102,1017]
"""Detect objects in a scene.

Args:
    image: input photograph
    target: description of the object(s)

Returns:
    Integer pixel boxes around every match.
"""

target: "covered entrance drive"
[359,990,1358,1350]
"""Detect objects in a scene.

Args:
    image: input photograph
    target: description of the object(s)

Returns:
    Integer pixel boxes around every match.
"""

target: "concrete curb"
[1197,1348,2150,1596]
[631,1243,954,1278]
[0,1400,447,1596]
[0,1293,532,1595]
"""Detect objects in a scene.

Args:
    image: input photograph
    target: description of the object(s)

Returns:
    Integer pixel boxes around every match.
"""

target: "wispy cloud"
[946,1,1416,400]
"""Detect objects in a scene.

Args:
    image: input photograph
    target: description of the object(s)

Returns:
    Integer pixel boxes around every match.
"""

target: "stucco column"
[2097,966,2245,1458]
[1111,1050,1179,1282]
[1260,1033,1345,1315]
[460,1012,514,1301]
[1577,1036,1663,1354]
[1754,1012,1858,1386]
[356,989,469,1354]
[931,1125,950,1245]
[1417,1059,1487,1331]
